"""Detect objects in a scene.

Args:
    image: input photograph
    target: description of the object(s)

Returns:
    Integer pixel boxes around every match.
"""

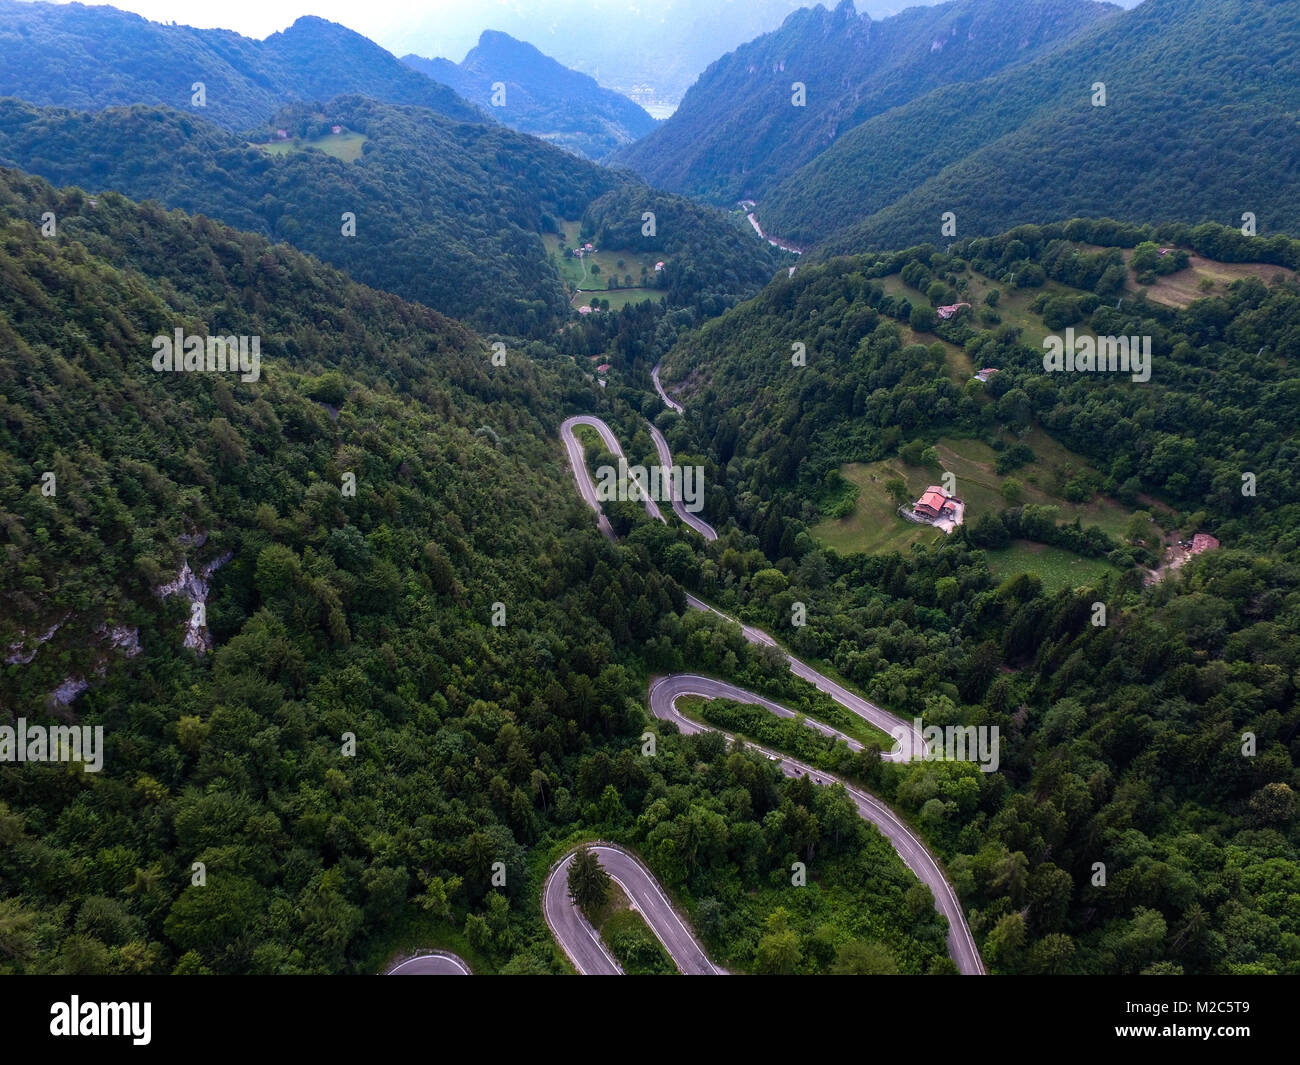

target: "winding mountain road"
[554,412,985,976]
[684,594,922,759]
[646,423,718,541]
[386,951,471,975]
[649,675,984,975]
[651,363,684,414]
[544,844,723,975]
[561,414,664,539]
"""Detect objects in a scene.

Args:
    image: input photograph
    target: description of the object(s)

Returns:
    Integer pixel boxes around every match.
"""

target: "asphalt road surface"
[651,363,684,414]
[683,594,924,761]
[646,422,718,541]
[386,951,471,975]
[649,675,985,976]
[560,415,665,540]
[558,413,985,976]
[544,844,723,975]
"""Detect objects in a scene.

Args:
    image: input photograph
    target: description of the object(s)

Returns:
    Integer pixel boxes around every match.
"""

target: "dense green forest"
[624,214,1300,973]
[0,2,483,130]
[611,0,1116,205]
[403,31,656,162]
[0,169,945,975]
[0,97,783,335]
[1,0,1298,981]
[657,217,1300,551]
[760,0,1300,250]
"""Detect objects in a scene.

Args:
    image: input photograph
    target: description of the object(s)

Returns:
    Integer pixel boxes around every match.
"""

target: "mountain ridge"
[0,1,486,130]
[402,30,656,160]
[610,0,1120,204]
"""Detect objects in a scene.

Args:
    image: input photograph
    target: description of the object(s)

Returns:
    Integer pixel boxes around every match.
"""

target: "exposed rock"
[156,550,232,652]
[49,676,90,708]
[5,617,66,665]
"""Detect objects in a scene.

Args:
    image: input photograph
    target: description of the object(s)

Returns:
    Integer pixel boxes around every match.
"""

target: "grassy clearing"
[1123,251,1295,308]
[543,219,666,303]
[1066,242,1298,308]
[985,540,1120,594]
[812,434,1143,566]
[933,434,1138,538]
[811,458,939,556]
[255,130,368,162]
[578,288,664,312]
[878,274,1094,353]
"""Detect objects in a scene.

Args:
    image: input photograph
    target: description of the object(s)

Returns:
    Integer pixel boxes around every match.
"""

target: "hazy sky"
[25,0,1145,63]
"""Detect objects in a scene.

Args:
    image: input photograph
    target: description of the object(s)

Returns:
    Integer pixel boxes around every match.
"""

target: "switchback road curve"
[556,413,985,975]
[650,674,984,976]
[386,950,471,975]
[544,844,723,975]
[646,422,718,541]
[651,363,683,414]
[561,415,664,540]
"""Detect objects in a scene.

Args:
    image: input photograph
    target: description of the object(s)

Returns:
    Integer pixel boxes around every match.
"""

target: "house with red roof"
[913,485,960,522]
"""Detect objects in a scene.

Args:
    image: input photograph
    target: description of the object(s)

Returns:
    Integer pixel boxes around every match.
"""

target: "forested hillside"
[610,0,1118,205]
[3,0,1298,985]
[761,0,1300,249]
[617,216,1300,975]
[0,3,484,130]
[0,97,782,335]
[0,168,955,976]
[658,218,1300,549]
[403,32,656,161]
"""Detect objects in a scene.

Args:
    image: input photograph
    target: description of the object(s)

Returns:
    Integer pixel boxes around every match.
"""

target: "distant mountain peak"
[403,30,655,160]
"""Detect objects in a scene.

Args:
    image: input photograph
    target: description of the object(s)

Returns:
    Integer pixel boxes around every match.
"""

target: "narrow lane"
[649,675,985,976]
[544,844,723,975]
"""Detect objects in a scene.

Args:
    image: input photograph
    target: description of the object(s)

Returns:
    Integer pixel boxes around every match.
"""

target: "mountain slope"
[0,166,944,978]
[0,2,484,129]
[761,0,1300,250]
[403,31,656,160]
[0,96,781,335]
[394,0,810,108]
[0,164,679,975]
[609,0,1119,204]
[0,96,592,333]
